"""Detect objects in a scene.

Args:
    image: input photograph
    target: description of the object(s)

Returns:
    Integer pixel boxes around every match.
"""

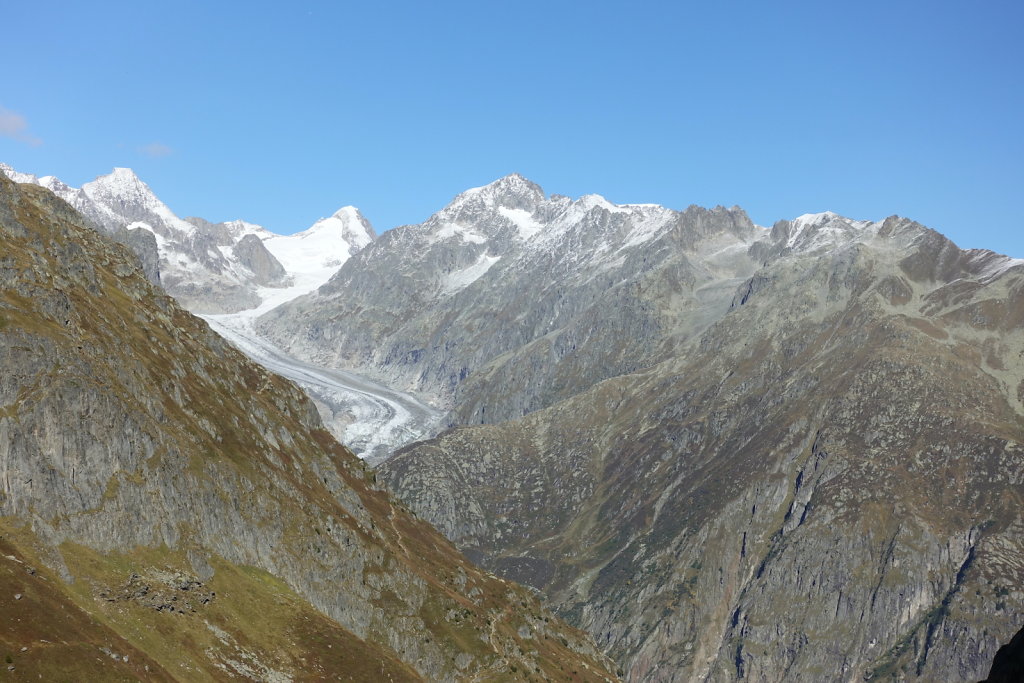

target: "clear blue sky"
[2,1,1022,255]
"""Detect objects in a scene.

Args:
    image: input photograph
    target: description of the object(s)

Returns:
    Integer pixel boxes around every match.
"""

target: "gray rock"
[119,226,161,284]
[233,233,288,285]
[381,212,1024,681]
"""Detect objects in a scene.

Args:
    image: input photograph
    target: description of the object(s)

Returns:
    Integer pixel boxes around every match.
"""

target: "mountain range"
[0,162,376,314]
[1,162,1021,681]
[0,163,438,460]
[253,172,1024,680]
[258,174,761,430]
[0,170,615,680]
[380,210,1024,679]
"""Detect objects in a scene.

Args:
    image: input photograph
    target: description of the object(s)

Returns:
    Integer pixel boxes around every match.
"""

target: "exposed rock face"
[233,232,289,285]
[0,173,616,680]
[119,225,161,284]
[381,213,1024,680]
[258,174,761,427]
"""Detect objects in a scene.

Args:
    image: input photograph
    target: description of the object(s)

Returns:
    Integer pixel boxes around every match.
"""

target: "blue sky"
[2,1,1022,255]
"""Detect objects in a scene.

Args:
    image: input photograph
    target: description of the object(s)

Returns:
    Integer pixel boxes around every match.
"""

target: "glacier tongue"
[200,313,442,463]
[199,214,439,461]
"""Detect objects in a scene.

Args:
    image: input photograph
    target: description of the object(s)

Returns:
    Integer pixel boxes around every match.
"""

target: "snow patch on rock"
[443,253,501,294]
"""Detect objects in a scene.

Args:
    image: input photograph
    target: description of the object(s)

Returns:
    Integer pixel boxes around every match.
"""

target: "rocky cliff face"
[258,174,761,427]
[231,232,289,285]
[381,213,1024,680]
[0,173,616,681]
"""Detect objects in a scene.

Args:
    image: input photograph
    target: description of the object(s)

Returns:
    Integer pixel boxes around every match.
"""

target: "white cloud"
[0,106,42,147]
[139,142,174,158]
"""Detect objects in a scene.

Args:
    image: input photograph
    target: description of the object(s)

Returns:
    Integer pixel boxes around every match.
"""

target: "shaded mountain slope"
[381,215,1024,680]
[0,173,616,680]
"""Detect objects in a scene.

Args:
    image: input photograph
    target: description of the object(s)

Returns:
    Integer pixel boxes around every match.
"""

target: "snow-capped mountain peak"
[575,193,632,214]
[109,166,141,180]
[0,161,376,315]
[82,167,198,238]
[262,209,376,281]
[447,173,545,213]
[297,206,376,249]
[36,175,75,194]
[0,162,38,184]
[426,176,724,254]
[85,167,148,198]
[425,174,548,246]
[773,211,878,252]
[461,172,540,196]
[331,204,361,219]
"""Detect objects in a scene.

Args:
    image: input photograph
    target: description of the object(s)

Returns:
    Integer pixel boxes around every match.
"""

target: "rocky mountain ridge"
[0,163,376,314]
[379,211,1024,680]
[0,172,616,680]
[258,173,765,430]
